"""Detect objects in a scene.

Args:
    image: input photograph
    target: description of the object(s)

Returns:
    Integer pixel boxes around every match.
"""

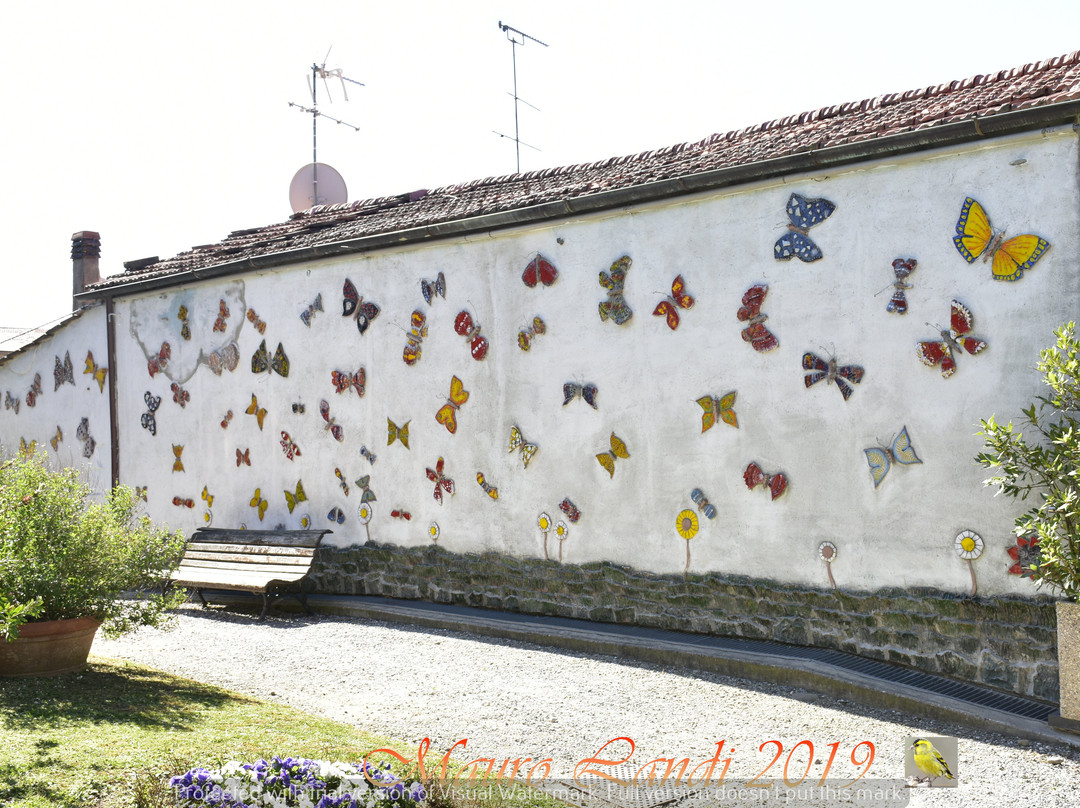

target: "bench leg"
[195,588,210,609]
[259,593,270,620]
[297,592,315,616]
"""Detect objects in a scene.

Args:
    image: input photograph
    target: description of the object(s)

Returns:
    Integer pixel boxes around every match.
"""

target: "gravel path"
[94,605,1080,806]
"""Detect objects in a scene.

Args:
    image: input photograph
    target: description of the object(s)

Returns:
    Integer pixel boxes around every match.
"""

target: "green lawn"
[0,657,562,808]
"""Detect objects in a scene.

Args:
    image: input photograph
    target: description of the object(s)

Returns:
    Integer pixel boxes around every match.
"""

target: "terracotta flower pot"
[0,616,101,677]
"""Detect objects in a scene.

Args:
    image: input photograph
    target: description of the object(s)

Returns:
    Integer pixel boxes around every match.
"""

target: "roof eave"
[78,99,1080,301]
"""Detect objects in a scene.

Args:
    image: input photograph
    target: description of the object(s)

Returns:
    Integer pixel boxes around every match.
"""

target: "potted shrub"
[977,321,1080,731]
[0,452,187,676]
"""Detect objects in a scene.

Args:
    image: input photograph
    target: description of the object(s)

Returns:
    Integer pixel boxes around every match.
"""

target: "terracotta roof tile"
[90,49,1080,291]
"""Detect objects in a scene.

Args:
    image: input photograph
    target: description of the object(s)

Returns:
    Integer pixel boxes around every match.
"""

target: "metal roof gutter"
[78,100,1080,302]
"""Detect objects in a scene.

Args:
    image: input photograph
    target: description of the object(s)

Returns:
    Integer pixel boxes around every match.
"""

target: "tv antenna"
[287,48,364,211]
[494,21,548,174]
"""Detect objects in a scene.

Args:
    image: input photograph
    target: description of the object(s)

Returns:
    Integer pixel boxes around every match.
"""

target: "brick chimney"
[71,230,101,310]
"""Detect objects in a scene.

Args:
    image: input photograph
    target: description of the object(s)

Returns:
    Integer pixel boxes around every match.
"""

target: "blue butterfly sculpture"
[774,193,836,262]
[864,426,922,488]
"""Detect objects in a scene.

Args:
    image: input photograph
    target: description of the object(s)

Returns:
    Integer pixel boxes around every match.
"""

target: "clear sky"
[3,0,1079,335]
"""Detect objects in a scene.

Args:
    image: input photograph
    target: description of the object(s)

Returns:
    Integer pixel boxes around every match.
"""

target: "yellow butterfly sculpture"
[246,393,267,430]
[49,426,62,451]
[697,392,737,432]
[388,418,410,448]
[952,197,1050,282]
[596,432,630,478]
[84,350,108,393]
[508,425,538,468]
[250,488,268,521]
[19,437,36,457]
[284,480,307,514]
[172,444,184,472]
[201,485,214,508]
[435,375,469,434]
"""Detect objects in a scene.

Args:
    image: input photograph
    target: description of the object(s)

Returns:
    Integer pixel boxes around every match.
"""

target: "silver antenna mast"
[495,21,548,174]
[288,50,364,208]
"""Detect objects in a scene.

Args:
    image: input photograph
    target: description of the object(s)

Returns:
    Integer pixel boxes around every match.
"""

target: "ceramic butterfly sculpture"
[454,310,489,360]
[73,418,94,458]
[342,278,381,334]
[387,418,410,448]
[596,432,629,478]
[435,375,469,434]
[19,437,37,457]
[559,497,581,523]
[134,485,147,501]
[743,462,787,500]
[390,509,411,520]
[476,472,499,499]
[213,298,231,332]
[360,445,377,465]
[280,431,301,461]
[284,480,307,513]
[246,308,267,334]
[84,352,107,393]
[25,372,42,407]
[171,443,184,472]
[917,299,987,378]
[421,271,446,305]
[774,193,836,262]
[319,399,344,442]
[737,284,778,352]
[331,367,365,397]
[236,447,251,467]
[523,253,558,288]
[887,258,917,314]
[172,496,194,508]
[141,391,161,436]
[171,382,190,408]
[864,426,922,488]
[250,488,268,521]
[690,488,717,519]
[598,256,633,325]
[327,506,346,525]
[697,392,737,432]
[563,382,598,409]
[246,393,267,429]
[653,275,694,330]
[251,340,290,377]
[334,468,350,496]
[508,425,538,468]
[426,457,455,505]
[354,475,376,504]
[952,196,1050,281]
[221,410,233,429]
[299,293,322,327]
[403,310,427,365]
[4,391,19,414]
[291,403,306,414]
[201,486,214,509]
[146,342,171,378]
[177,304,191,341]
[49,426,62,451]
[517,316,546,351]
[54,351,75,390]
[802,352,865,401]
[207,343,240,375]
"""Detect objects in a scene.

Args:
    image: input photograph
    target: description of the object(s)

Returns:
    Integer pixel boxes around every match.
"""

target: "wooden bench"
[170,528,330,619]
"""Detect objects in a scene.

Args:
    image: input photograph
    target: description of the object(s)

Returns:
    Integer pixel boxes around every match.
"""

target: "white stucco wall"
[0,305,112,488]
[8,127,1078,599]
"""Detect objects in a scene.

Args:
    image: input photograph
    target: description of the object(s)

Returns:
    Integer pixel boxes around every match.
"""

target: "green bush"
[977,321,1080,601]
[0,452,187,639]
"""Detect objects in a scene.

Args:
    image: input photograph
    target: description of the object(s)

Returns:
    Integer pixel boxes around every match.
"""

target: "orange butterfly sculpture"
[84,351,108,393]
[653,275,694,330]
[435,375,469,434]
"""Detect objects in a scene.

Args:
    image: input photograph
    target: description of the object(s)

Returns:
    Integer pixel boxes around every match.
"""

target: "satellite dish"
[289,163,348,213]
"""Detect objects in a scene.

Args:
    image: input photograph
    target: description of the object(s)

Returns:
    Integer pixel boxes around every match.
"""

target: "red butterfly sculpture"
[454,310,489,360]
[236,447,250,467]
[917,299,987,378]
[559,497,581,523]
[744,462,788,500]
[213,298,230,332]
[426,457,456,505]
[522,254,558,288]
[653,275,694,330]
[391,509,412,520]
[171,382,190,408]
[319,399,344,442]
[147,342,171,377]
[887,259,917,314]
[331,367,366,397]
[737,284,778,352]
[280,431,302,461]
